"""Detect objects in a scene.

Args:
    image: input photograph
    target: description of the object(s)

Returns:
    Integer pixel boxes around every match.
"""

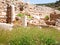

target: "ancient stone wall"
[6,5,12,23]
[0,1,7,23]
[0,0,20,23]
[50,13,60,21]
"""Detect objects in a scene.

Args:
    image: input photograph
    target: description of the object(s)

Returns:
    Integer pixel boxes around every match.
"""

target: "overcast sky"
[24,0,59,4]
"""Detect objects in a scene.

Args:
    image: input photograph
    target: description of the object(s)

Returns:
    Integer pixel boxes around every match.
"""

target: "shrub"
[45,38,56,45]
[17,13,24,17]
[45,15,49,20]
[28,16,32,19]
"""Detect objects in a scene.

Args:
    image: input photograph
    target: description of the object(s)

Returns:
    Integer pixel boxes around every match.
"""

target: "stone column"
[22,16,28,27]
[6,4,16,24]
[6,4,12,24]
[11,5,16,22]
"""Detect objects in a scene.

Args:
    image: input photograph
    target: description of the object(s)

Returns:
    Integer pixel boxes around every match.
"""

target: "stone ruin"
[0,0,28,30]
[0,0,60,30]
[45,12,60,26]
[0,0,20,30]
[0,0,19,23]
[50,12,60,26]
[0,0,26,24]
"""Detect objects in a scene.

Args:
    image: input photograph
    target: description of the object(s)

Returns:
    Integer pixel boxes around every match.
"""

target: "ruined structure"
[0,0,21,23]
[0,0,60,26]
[50,12,60,21]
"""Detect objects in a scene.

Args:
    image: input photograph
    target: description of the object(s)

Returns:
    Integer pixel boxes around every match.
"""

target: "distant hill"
[36,0,60,10]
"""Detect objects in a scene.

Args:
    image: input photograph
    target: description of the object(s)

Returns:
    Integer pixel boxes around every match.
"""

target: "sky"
[23,0,59,4]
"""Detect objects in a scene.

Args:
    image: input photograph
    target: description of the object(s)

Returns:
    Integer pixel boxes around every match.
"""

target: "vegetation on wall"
[27,16,32,19]
[17,13,24,17]
[45,15,49,20]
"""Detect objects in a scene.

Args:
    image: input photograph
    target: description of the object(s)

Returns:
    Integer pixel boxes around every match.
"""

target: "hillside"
[36,0,60,10]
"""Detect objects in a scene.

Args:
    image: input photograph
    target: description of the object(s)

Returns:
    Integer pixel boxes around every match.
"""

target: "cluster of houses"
[0,0,60,30]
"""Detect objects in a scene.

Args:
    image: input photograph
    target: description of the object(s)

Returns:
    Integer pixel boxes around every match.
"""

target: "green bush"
[28,16,32,19]
[45,15,49,20]
[45,38,56,45]
[17,13,24,17]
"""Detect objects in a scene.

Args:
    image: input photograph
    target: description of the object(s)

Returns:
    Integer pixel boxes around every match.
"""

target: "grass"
[0,26,60,45]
